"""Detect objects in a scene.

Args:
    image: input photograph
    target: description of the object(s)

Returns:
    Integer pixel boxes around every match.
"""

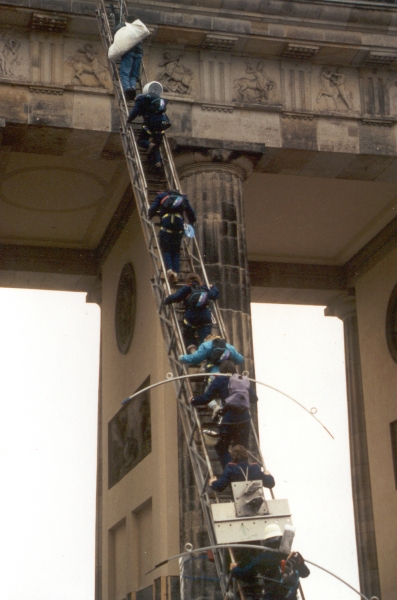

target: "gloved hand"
[291,552,304,564]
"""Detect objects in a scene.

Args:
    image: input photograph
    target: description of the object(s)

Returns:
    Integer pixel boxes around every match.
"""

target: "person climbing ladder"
[148,190,196,285]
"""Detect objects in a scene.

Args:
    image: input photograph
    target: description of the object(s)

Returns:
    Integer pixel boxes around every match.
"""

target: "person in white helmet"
[127,81,171,168]
[230,523,310,600]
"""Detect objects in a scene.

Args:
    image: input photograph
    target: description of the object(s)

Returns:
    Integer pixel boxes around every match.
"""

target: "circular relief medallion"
[115,263,137,354]
[386,283,397,362]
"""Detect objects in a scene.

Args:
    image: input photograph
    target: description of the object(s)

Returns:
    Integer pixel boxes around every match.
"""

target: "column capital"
[325,291,357,321]
[173,147,255,181]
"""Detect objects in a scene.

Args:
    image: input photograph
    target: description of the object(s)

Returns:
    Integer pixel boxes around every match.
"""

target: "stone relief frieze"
[157,51,192,94]
[65,42,110,89]
[233,62,276,104]
[0,32,26,80]
[316,68,354,112]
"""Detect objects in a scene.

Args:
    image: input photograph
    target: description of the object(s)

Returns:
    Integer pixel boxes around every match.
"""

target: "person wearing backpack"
[148,190,196,285]
[126,81,171,168]
[163,273,219,353]
[210,445,275,492]
[229,523,310,600]
[179,334,244,373]
[190,360,257,466]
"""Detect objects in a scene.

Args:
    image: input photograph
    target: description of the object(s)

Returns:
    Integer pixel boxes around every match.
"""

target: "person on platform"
[209,444,275,492]
[127,81,171,168]
[163,273,219,353]
[190,360,257,466]
[179,334,244,373]
[148,190,196,285]
[229,523,310,600]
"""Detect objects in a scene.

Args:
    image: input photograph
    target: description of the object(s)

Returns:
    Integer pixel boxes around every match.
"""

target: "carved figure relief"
[233,62,276,104]
[317,68,354,111]
[108,377,151,488]
[158,51,192,94]
[0,36,21,77]
[67,43,108,87]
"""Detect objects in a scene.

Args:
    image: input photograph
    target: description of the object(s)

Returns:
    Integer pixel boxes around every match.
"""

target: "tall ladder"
[96,2,269,597]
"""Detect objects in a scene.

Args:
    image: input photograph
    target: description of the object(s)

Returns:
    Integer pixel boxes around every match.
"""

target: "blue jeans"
[119,50,142,91]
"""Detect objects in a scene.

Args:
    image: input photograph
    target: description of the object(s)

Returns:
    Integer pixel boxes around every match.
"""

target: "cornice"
[2,0,397,37]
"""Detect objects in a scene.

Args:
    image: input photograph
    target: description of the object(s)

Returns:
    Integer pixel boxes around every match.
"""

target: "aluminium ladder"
[96,2,273,597]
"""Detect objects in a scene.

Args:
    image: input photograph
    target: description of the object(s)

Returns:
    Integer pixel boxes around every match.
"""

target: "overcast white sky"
[0,289,359,599]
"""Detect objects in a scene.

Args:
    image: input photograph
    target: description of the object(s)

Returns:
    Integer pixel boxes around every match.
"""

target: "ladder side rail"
[170,377,229,594]
[150,281,220,484]
[101,0,262,491]
[96,6,257,596]
[139,52,228,343]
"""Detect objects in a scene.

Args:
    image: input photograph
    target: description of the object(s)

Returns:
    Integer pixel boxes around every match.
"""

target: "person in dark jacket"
[164,273,219,352]
[148,190,196,285]
[127,81,170,168]
[210,444,275,492]
[230,523,310,600]
[191,360,257,466]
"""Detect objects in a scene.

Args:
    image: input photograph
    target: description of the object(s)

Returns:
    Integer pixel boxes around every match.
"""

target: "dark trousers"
[182,322,212,349]
[159,230,183,273]
[216,420,250,467]
[137,129,163,165]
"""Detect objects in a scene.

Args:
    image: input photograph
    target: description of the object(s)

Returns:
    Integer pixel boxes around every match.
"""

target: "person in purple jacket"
[210,444,275,492]
[191,361,257,466]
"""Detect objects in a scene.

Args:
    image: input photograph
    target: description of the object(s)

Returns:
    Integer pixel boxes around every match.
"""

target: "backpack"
[209,338,231,365]
[186,284,209,308]
[160,192,185,212]
[225,374,250,411]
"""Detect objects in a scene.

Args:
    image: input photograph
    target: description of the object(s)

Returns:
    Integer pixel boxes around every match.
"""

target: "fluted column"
[326,293,380,599]
[175,149,255,377]
[174,149,257,598]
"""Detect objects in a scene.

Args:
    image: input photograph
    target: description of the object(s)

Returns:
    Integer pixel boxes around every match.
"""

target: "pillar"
[175,148,255,375]
[326,293,380,599]
[174,148,258,599]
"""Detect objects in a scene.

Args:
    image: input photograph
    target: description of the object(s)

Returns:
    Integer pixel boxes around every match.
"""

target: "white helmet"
[263,523,283,541]
[142,81,163,95]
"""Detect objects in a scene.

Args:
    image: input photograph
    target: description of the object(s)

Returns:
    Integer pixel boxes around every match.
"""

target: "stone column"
[175,148,255,376]
[173,149,258,598]
[326,293,380,599]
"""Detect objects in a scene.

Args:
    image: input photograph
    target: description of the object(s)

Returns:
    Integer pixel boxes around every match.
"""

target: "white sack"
[108,20,150,62]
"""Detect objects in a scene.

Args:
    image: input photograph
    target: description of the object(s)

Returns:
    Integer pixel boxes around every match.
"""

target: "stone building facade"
[0,0,397,599]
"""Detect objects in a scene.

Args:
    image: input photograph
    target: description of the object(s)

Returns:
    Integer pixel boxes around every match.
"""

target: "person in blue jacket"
[230,523,310,600]
[164,273,219,352]
[127,81,170,168]
[148,190,196,285]
[210,444,275,492]
[191,360,257,466]
[179,334,244,373]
